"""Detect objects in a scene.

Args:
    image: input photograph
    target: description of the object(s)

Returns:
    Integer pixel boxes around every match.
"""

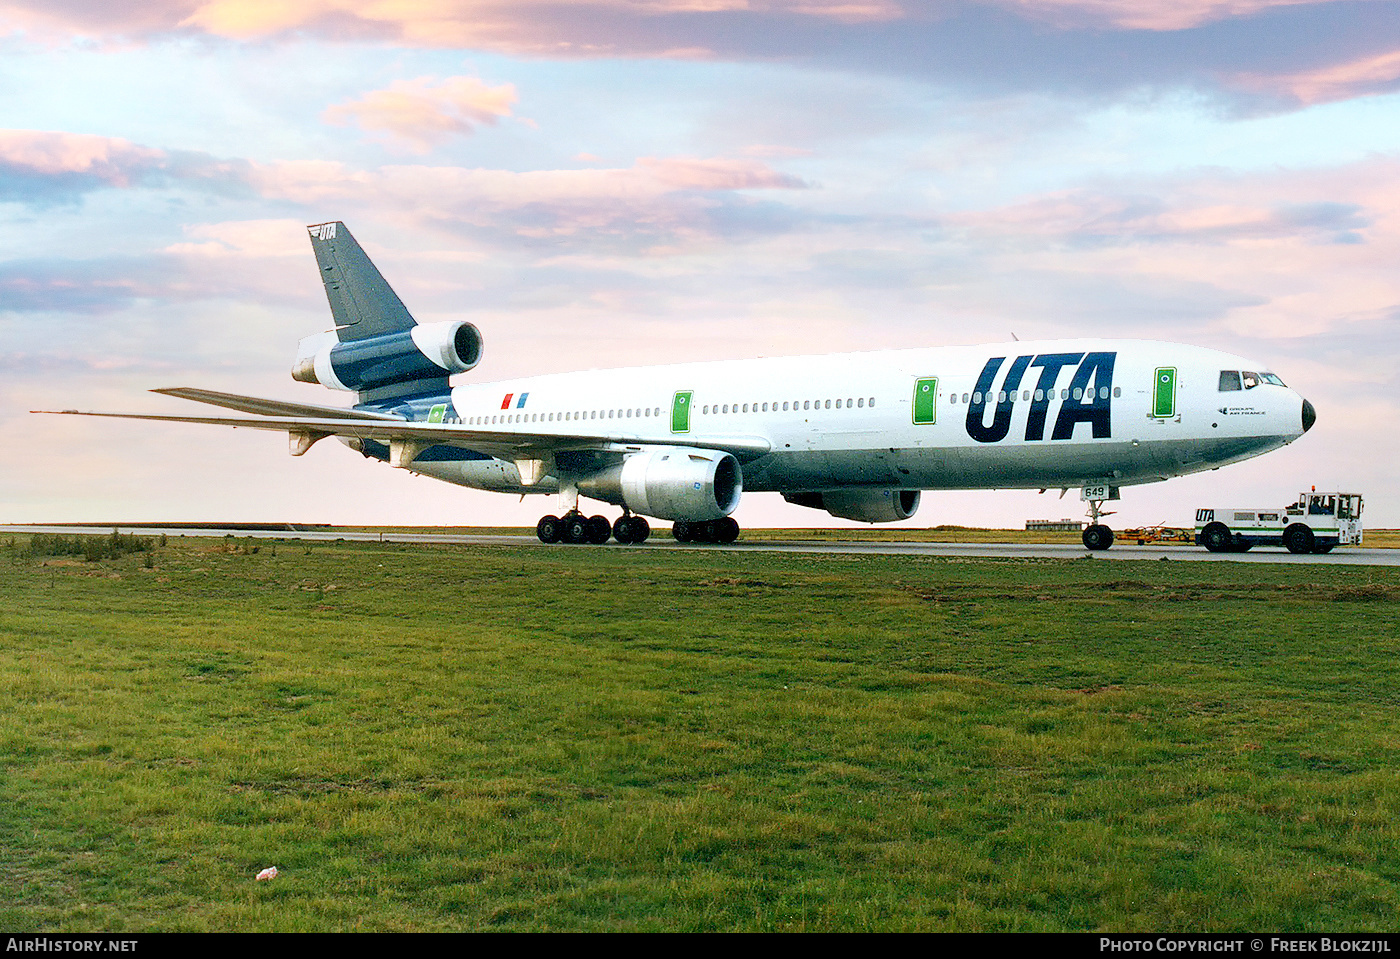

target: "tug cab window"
[1218,370,1242,391]
[1308,495,1336,516]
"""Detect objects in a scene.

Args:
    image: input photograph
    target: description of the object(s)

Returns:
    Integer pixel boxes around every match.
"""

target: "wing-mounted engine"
[578,446,742,522]
[291,320,483,393]
[784,489,921,523]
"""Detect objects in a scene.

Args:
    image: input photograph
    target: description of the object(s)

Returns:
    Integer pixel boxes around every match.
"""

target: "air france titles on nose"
[966,351,1115,443]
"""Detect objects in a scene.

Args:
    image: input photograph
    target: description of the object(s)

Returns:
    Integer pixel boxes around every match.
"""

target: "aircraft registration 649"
[42,222,1316,550]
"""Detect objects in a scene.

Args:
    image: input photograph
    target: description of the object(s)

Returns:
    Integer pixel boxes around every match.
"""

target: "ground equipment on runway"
[1120,525,1194,546]
[1194,491,1363,554]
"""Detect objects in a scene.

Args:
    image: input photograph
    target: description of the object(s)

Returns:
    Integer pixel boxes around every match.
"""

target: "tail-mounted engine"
[784,489,921,524]
[291,320,483,393]
[578,447,742,522]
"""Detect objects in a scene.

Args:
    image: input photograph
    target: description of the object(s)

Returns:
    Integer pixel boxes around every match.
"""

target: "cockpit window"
[1242,371,1260,389]
[1260,372,1286,386]
[1218,370,1242,392]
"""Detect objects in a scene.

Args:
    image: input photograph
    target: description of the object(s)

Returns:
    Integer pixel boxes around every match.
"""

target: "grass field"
[2,534,1399,931]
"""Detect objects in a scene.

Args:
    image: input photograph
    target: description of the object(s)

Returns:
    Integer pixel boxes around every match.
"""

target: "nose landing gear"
[1082,493,1116,551]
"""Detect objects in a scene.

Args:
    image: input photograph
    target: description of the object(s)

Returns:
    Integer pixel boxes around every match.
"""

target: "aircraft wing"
[149,387,403,421]
[35,406,773,468]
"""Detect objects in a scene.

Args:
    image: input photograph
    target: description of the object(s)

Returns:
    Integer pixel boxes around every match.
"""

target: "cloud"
[0,123,811,252]
[0,129,165,202]
[919,158,1400,344]
[1234,48,1400,105]
[945,190,1371,247]
[0,258,146,313]
[162,218,313,257]
[0,129,248,205]
[7,1,1400,110]
[0,0,1355,42]
[247,154,809,248]
[991,0,1324,31]
[323,76,518,153]
[174,0,905,44]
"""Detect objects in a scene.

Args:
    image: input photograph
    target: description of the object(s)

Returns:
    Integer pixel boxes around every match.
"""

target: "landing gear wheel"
[714,517,740,544]
[1082,524,1114,551]
[675,520,717,543]
[587,514,612,544]
[562,512,589,545]
[536,515,562,544]
[1283,523,1314,555]
[1201,522,1232,553]
[613,516,651,545]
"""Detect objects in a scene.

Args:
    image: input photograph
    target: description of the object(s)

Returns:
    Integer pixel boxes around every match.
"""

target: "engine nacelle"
[291,321,483,393]
[579,447,742,522]
[783,489,921,524]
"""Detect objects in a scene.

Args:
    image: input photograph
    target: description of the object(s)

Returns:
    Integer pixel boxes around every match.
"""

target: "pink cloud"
[323,76,518,153]
[636,156,808,190]
[1232,48,1400,105]
[162,218,311,257]
[0,0,1351,45]
[242,153,807,246]
[5,0,1396,116]
[0,0,895,52]
[82,0,902,49]
[927,158,1400,342]
[0,129,165,185]
[250,154,805,204]
[991,0,1323,31]
[945,180,1372,247]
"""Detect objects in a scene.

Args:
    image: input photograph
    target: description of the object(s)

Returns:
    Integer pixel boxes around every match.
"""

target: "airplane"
[40,221,1317,549]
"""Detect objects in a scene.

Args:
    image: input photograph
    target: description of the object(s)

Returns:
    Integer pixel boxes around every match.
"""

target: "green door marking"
[1153,367,1177,418]
[671,391,693,433]
[912,377,938,425]
[427,403,448,423]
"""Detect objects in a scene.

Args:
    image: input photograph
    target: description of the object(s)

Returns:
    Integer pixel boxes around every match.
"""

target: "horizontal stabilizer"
[152,387,402,421]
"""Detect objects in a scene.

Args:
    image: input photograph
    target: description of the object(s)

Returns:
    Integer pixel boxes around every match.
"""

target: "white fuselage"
[393,338,1309,499]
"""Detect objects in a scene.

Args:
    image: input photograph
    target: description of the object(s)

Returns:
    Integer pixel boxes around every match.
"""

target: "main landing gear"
[536,512,652,545]
[535,512,742,545]
[672,517,740,544]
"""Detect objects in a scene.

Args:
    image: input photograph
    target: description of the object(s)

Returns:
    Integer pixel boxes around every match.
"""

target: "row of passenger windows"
[461,384,1131,426]
[702,397,876,415]
[467,407,664,427]
[1219,370,1285,391]
[950,386,1121,405]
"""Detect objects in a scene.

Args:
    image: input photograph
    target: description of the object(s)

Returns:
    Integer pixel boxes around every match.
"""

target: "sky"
[2,0,1398,531]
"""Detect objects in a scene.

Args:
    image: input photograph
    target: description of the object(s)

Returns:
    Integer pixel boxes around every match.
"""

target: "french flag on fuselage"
[500,392,529,410]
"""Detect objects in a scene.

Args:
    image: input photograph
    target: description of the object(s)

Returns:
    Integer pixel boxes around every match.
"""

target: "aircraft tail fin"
[307,222,417,343]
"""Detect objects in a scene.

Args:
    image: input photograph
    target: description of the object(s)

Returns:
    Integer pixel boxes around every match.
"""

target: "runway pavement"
[4,525,1397,565]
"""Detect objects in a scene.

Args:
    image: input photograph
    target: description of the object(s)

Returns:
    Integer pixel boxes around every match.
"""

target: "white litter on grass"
[256,867,279,881]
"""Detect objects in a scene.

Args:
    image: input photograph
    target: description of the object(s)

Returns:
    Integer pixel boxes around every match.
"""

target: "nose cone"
[1301,399,1316,433]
